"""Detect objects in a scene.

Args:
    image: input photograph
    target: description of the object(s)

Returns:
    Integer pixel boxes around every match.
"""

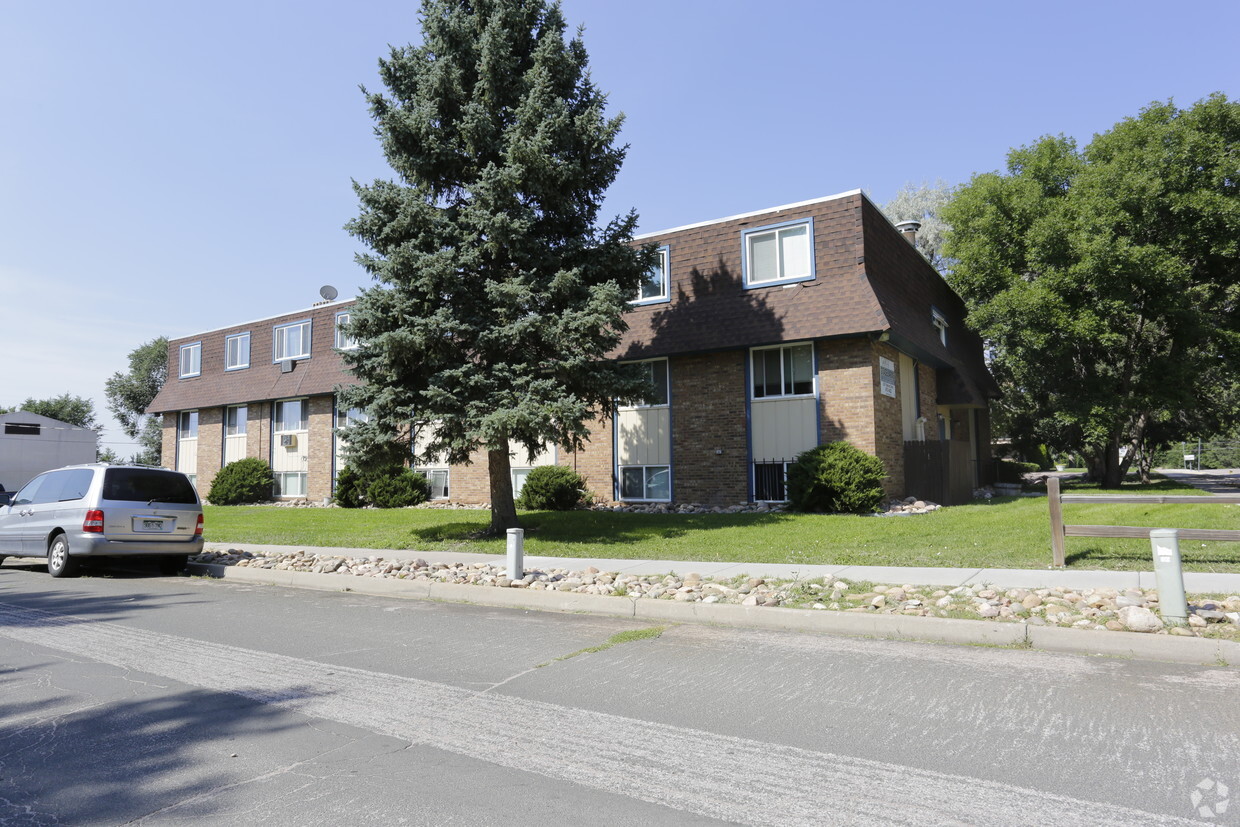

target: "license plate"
[135,518,167,532]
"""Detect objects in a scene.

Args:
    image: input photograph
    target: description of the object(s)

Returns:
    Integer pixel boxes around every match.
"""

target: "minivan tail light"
[83,510,104,533]
[195,514,204,536]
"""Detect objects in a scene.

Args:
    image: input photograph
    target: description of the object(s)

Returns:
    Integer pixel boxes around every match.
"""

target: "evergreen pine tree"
[342,0,654,533]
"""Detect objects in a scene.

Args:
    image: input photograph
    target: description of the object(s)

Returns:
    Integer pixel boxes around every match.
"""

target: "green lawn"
[202,477,1240,572]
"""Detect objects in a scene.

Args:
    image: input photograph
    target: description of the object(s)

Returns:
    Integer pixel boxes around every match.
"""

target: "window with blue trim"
[751,344,814,398]
[178,343,201,378]
[225,332,250,370]
[743,219,813,286]
[273,320,311,361]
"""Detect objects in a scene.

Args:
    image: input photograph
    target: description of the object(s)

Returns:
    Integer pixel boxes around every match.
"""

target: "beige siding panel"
[177,439,198,475]
[272,430,308,475]
[513,441,556,469]
[617,408,670,466]
[224,435,246,465]
[751,398,817,461]
[900,353,918,441]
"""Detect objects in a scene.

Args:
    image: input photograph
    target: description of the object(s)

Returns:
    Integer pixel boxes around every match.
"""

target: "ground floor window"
[512,468,532,497]
[753,460,792,502]
[417,468,449,499]
[276,472,307,498]
[619,465,670,501]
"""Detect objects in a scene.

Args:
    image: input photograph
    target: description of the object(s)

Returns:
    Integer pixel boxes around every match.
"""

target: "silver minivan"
[0,464,204,577]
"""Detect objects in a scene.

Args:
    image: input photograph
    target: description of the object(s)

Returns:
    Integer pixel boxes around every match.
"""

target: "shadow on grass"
[405,510,798,548]
[1059,476,1202,494]
[1064,542,1240,569]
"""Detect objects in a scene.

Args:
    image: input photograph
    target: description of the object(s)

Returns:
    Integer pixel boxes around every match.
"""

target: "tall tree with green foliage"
[943,94,1240,487]
[104,336,168,465]
[341,0,654,533]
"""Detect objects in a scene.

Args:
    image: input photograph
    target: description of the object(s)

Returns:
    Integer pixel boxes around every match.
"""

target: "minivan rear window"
[103,469,198,504]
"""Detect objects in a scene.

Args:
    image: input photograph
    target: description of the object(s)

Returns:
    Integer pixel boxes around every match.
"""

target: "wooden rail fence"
[1047,476,1240,567]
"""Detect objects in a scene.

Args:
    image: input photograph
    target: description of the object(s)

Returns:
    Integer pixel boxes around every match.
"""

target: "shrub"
[333,465,368,508]
[207,458,276,505]
[365,468,431,508]
[996,459,1040,484]
[516,465,589,510]
[785,442,886,514]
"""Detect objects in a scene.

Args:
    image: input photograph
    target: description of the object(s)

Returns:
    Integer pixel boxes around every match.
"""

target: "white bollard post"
[1150,529,1189,626]
[506,528,524,581]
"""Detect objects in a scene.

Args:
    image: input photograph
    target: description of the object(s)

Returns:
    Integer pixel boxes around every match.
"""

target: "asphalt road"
[0,560,1236,825]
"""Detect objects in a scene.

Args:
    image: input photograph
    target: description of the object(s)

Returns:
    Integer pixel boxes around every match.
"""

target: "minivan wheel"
[47,535,79,578]
[158,554,190,575]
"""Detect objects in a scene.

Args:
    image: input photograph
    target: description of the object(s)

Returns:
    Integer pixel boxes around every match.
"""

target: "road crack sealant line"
[188,563,1240,668]
[0,602,1205,826]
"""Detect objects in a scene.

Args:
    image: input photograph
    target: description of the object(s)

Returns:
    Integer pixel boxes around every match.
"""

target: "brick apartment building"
[147,189,997,506]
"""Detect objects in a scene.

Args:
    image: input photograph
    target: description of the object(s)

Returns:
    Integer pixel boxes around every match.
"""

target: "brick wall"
[871,344,904,498]
[195,407,223,496]
[307,395,334,502]
[670,351,748,506]
[248,402,270,461]
[559,413,615,504]
[817,339,875,451]
[160,420,177,471]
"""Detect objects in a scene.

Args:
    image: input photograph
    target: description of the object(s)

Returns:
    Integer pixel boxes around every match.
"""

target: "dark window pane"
[103,469,199,504]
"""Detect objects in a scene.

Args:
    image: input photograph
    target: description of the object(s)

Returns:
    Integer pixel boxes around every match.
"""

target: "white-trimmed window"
[178,410,198,439]
[335,405,368,429]
[178,343,201,378]
[743,219,814,287]
[619,465,670,501]
[225,332,250,370]
[751,343,814,399]
[419,468,449,499]
[932,308,949,347]
[225,405,247,436]
[635,246,670,304]
[335,312,358,350]
[622,359,669,408]
[273,320,311,361]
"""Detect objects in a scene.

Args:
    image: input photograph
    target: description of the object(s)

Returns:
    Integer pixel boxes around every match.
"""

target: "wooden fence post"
[1047,476,1065,567]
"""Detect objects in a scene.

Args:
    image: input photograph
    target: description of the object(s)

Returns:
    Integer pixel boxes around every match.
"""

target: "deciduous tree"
[943,94,1240,487]
[105,336,168,465]
[341,0,653,532]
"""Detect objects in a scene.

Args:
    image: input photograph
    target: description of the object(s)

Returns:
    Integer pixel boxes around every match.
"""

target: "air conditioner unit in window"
[280,434,297,448]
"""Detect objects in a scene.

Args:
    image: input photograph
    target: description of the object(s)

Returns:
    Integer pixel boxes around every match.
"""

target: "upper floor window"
[742,219,814,287]
[273,320,311,361]
[225,332,250,370]
[335,404,368,429]
[752,343,814,399]
[621,359,669,408]
[178,343,201,378]
[335,312,358,350]
[635,246,670,304]
[931,308,949,347]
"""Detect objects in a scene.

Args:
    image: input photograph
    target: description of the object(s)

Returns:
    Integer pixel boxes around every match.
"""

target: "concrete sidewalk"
[203,542,1240,595]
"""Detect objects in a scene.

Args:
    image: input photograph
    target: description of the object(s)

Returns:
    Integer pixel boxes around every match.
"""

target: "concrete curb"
[187,563,1240,667]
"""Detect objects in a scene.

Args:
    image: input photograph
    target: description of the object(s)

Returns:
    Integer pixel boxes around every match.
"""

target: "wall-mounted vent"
[281,359,296,374]
[280,434,297,448]
[4,423,40,436]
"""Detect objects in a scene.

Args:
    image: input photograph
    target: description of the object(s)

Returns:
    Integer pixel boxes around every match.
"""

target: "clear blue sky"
[2,0,1235,456]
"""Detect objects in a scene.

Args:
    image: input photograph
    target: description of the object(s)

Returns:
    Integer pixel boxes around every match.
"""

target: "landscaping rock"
[1119,606,1164,633]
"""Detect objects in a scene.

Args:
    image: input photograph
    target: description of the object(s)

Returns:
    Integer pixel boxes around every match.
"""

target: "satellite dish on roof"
[320,285,338,302]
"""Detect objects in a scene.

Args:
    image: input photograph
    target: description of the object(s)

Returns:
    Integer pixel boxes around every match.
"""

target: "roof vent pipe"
[894,219,921,246]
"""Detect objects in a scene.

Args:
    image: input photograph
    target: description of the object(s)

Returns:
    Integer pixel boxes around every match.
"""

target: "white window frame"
[273,320,311,362]
[335,311,358,350]
[178,342,201,378]
[932,308,949,347]
[742,218,815,288]
[225,332,250,371]
[620,359,670,409]
[417,467,450,499]
[634,246,670,305]
[750,343,816,400]
[618,464,671,502]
